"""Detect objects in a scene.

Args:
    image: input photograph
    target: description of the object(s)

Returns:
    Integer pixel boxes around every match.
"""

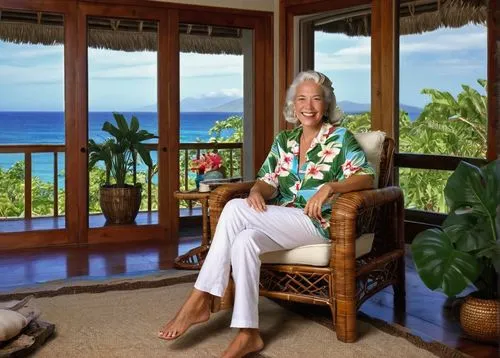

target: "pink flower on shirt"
[304,163,330,180]
[289,180,301,194]
[317,142,341,163]
[261,172,279,187]
[341,159,361,178]
[275,152,294,177]
[319,124,335,143]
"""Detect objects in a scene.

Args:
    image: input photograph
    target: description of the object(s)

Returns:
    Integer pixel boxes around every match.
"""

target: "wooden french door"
[0,0,78,250]
[76,2,175,248]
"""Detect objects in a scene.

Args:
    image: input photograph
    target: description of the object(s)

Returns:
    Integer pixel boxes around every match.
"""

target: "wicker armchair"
[208,136,405,343]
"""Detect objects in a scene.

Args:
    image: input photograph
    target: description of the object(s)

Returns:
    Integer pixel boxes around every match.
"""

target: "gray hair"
[283,70,342,125]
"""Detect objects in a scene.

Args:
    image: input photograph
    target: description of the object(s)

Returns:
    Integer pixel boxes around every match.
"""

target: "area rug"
[0,271,468,358]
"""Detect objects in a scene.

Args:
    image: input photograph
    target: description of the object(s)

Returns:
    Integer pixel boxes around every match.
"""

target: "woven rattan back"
[377,137,395,188]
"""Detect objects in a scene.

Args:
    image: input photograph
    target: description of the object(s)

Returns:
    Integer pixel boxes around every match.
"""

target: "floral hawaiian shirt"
[256,123,375,239]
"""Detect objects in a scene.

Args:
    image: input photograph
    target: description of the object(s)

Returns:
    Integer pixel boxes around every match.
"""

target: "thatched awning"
[315,0,487,37]
[0,10,242,54]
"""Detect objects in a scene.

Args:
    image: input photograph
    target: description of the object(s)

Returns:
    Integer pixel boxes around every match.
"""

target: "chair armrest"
[208,181,255,240]
[329,186,404,264]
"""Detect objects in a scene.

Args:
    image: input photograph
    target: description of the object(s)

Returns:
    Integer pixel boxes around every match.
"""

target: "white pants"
[194,198,325,328]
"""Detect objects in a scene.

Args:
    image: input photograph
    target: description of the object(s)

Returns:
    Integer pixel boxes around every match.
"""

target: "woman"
[158,71,374,357]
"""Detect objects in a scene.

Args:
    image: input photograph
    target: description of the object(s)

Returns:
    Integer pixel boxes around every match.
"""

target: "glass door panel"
[304,6,373,133]
[0,9,66,232]
[398,1,487,213]
[87,16,159,228]
[178,23,251,190]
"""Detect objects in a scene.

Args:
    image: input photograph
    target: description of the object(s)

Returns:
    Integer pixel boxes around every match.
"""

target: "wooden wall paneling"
[65,2,79,245]
[0,0,74,11]
[278,0,288,131]
[76,2,90,244]
[488,0,500,160]
[253,16,274,169]
[84,0,271,16]
[374,0,398,138]
[285,0,369,15]
[178,7,269,28]
[160,8,179,262]
[265,15,275,153]
[258,13,275,170]
[371,0,382,133]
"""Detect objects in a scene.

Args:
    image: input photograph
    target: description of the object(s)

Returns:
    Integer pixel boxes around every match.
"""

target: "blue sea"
[0,110,421,184]
[0,111,240,183]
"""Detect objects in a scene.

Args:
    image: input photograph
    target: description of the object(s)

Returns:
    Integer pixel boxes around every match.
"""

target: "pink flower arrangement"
[191,152,223,175]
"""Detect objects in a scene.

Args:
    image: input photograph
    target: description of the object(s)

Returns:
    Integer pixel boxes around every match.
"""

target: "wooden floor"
[0,230,497,357]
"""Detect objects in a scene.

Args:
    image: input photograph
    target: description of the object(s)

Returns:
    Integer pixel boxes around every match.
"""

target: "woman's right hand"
[246,189,267,212]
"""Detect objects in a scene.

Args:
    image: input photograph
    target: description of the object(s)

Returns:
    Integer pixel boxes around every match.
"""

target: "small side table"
[173,190,211,270]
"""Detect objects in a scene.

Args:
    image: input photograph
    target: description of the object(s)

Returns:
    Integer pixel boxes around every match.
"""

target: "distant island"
[139,96,422,114]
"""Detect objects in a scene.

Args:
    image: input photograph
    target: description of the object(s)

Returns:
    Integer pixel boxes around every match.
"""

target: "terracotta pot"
[99,185,142,224]
[459,294,500,342]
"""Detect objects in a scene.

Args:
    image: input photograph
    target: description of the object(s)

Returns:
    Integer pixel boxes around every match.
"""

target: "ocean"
[0,111,240,183]
[0,110,421,184]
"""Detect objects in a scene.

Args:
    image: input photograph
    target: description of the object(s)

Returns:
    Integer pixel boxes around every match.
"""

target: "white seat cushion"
[260,233,375,266]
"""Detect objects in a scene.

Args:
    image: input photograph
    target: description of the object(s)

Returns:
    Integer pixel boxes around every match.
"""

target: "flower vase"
[204,170,225,181]
[195,173,205,189]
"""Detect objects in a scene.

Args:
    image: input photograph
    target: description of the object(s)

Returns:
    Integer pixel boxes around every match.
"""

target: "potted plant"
[88,113,156,224]
[190,152,225,189]
[411,159,500,342]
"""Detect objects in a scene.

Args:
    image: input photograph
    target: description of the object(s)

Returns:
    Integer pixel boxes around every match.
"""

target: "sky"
[0,23,486,111]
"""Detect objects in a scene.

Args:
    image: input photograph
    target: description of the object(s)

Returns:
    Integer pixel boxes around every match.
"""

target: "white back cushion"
[354,131,386,188]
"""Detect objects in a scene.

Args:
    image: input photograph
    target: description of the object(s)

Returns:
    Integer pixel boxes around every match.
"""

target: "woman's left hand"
[303,183,334,220]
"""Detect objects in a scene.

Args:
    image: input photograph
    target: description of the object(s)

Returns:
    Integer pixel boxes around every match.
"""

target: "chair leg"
[335,300,357,343]
[393,256,406,313]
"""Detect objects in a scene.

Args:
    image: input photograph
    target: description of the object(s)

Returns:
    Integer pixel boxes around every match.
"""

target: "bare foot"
[158,289,211,340]
[221,329,264,358]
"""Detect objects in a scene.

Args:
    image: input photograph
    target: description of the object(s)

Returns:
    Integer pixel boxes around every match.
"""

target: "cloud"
[90,64,157,80]
[180,52,243,77]
[315,49,370,71]
[400,32,486,53]
[0,64,62,84]
[200,88,243,98]
[314,36,370,71]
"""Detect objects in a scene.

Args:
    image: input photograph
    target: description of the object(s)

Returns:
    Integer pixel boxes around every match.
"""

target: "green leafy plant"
[88,113,156,188]
[411,159,500,299]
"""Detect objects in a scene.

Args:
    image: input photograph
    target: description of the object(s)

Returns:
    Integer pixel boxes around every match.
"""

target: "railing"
[178,142,243,191]
[0,142,243,219]
[0,144,65,219]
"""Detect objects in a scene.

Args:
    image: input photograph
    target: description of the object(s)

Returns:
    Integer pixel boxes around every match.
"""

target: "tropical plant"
[403,79,487,157]
[88,113,156,187]
[208,115,243,143]
[411,159,500,299]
